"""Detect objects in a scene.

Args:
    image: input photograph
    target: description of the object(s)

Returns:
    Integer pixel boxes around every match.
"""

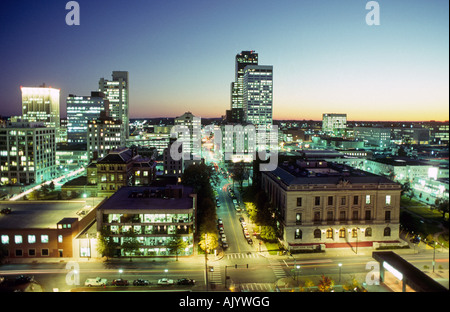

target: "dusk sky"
[0,0,448,121]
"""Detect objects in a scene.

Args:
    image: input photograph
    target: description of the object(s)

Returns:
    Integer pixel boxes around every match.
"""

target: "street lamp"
[296,265,301,281]
[119,269,123,279]
[338,263,342,284]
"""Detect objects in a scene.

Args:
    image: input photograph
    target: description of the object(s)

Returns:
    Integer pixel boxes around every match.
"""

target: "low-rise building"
[261,160,403,253]
[95,185,197,257]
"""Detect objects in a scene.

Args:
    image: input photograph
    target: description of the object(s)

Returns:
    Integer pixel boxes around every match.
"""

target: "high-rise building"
[243,65,273,128]
[21,85,61,141]
[173,111,201,159]
[231,51,258,123]
[87,112,125,161]
[98,71,129,139]
[322,113,347,136]
[0,121,56,185]
[66,92,109,144]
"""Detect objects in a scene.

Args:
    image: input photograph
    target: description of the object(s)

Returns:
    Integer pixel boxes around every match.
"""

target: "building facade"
[0,122,56,185]
[261,160,403,253]
[66,92,108,144]
[322,113,347,136]
[98,71,129,139]
[87,113,125,161]
[95,185,197,257]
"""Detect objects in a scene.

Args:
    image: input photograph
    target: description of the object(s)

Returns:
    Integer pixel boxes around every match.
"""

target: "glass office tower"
[67,92,108,143]
[99,71,129,139]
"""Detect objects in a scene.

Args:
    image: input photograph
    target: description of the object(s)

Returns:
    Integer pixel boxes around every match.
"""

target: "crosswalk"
[268,259,287,279]
[208,265,223,286]
[232,283,275,292]
[225,252,261,260]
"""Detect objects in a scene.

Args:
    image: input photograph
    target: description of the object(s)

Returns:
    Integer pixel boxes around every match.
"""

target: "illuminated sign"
[383,261,403,281]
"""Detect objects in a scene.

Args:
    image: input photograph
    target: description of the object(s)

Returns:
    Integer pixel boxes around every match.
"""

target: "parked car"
[218,223,224,230]
[85,277,107,287]
[112,279,129,286]
[241,221,246,227]
[0,207,11,214]
[177,278,195,285]
[247,238,253,245]
[219,229,224,235]
[133,279,150,286]
[410,236,421,244]
[217,218,223,225]
[222,241,229,248]
[14,275,33,285]
[158,278,174,285]
[239,217,245,222]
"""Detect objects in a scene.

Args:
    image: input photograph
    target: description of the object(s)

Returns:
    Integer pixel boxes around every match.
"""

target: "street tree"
[434,198,449,220]
[167,237,188,261]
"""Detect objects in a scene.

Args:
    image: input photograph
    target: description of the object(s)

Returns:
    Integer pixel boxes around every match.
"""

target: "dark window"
[296,197,302,207]
[384,227,391,237]
[315,197,320,206]
[328,196,333,205]
[365,210,371,220]
[352,210,358,220]
[385,211,391,221]
[353,196,359,205]
[314,229,321,239]
[365,227,372,237]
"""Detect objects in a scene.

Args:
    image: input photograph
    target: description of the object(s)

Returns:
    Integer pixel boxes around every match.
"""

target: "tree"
[434,198,449,220]
[230,161,248,191]
[260,225,277,242]
[167,237,188,261]
[97,228,119,260]
[317,275,334,292]
[198,232,219,252]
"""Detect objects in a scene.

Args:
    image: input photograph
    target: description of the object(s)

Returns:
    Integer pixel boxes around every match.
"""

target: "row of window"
[3,248,51,257]
[295,210,392,223]
[297,195,392,207]
[1,234,62,244]
[294,227,392,239]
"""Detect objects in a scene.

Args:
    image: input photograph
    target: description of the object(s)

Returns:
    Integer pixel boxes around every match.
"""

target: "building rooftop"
[98,186,195,211]
[268,160,397,187]
[0,202,85,230]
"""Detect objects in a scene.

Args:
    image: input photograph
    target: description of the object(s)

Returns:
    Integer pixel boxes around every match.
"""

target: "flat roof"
[0,201,84,230]
[98,186,194,211]
[372,251,448,292]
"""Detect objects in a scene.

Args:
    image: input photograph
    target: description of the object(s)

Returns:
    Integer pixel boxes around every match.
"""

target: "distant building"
[87,111,125,161]
[322,113,347,136]
[98,71,129,139]
[66,92,109,144]
[261,160,404,253]
[21,85,62,143]
[0,121,56,185]
[95,185,197,257]
[354,126,391,149]
[173,112,201,159]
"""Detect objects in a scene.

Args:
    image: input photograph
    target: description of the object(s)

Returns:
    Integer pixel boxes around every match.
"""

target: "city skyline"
[0,0,448,122]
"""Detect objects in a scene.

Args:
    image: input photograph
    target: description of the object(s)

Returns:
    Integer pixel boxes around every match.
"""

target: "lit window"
[1,235,9,244]
[28,235,36,244]
[15,235,23,244]
[41,235,49,243]
[365,195,371,204]
[58,235,63,243]
[386,195,391,205]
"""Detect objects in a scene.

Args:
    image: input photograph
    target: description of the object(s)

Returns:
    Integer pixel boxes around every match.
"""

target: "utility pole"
[205,234,209,291]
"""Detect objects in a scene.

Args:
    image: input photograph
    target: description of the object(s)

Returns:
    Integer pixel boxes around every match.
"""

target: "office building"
[173,111,201,159]
[0,121,56,185]
[21,85,62,142]
[87,112,125,161]
[95,185,197,257]
[98,71,129,139]
[66,92,108,143]
[231,51,258,123]
[322,113,347,136]
[243,65,273,128]
[354,126,392,149]
[261,160,404,253]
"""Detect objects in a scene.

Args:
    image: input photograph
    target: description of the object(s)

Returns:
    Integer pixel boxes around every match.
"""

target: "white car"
[85,277,107,287]
[158,278,174,285]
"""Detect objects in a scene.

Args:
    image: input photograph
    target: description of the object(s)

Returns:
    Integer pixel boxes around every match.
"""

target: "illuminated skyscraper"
[66,92,109,143]
[21,85,61,141]
[322,113,347,136]
[98,71,129,139]
[243,65,273,127]
[231,51,258,123]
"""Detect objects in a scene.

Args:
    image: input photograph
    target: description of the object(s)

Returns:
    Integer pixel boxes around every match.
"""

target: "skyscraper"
[66,92,109,144]
[243,65,273,128]
[21,85,61,141]
[230,51,258,123]
[98,71,129,139]
[322,113,347,136]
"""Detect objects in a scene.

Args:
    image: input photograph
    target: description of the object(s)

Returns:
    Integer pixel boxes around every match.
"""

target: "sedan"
[177,278,195,285]
[112,279,129,286]
[133,279,150,286]
[158,278,174,285]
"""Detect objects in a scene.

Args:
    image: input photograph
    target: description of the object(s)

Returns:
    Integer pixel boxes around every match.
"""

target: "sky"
[0,0,448,121]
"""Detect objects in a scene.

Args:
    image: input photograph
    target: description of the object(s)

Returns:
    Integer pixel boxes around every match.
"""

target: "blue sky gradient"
[0,0,448,121]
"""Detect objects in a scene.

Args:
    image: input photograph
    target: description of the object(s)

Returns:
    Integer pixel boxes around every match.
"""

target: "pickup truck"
[85,277,107,287]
